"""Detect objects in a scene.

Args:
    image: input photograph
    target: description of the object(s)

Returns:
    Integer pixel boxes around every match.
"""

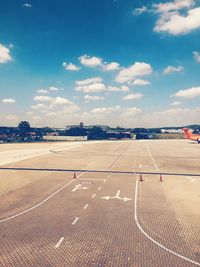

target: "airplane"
[183,128,200,143]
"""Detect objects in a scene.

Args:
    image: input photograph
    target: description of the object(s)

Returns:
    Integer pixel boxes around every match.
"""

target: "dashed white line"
[83,204,89,210]
[72,217,79,225]
[103,179,106,183]
[91,193,96,199]
[98,186,102,191]
[55,237,64,249]
[145,144,159,171]
[134,180,200,266]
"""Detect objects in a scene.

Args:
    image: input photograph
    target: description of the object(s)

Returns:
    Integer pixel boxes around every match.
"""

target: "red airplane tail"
[182,128,192,139]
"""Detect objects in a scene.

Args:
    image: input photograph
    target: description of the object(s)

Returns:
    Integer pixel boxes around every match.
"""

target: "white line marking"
[0,172,85,223]
[139,164,142,168]
[145,144,159,171]
[91,194,96,199]
[55,237,64,249]
[72,217,79,225]
[134,180,200,266]
[83,204,88,209]
[79,178,105,181]
[98,186,102,191]
[103,179,106,183]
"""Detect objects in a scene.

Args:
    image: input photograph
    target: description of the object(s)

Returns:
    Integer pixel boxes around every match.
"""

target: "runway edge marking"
[0,172,85,224]
[134,180,200,266]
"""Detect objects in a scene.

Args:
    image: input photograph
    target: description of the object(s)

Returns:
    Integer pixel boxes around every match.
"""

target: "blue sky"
[0,0,200,127]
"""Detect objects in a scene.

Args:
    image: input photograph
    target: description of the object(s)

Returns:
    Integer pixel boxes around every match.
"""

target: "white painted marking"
[72,184,81,192]
[186,177,196,183]
[55,237,64,249]
[71,184,89,192]
[91,194,96,199]
[103,179,106,183]
[139,164,142,168]
[101,190,132,202]
[72,217,79,225]
[134,180,200,266]
[98,186,102,191]
[146,144,159,171]
[0,172,85,223]
[79,178,105,181]
[83,204,88,210]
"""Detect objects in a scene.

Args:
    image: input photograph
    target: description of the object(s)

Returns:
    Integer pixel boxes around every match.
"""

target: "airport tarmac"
[0,139,200,266]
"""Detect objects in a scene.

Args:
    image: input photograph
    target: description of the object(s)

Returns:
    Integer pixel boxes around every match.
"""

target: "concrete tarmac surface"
[0,140,200,266]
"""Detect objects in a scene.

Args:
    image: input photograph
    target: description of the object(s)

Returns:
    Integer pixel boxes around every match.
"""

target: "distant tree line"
[0,121,200,142]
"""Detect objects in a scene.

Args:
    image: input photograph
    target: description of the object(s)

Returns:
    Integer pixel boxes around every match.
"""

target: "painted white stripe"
[0,172,85,223]
[83,204,88,210]
[55,237,64,249]
[103,179,106,183]
[98,186,102,191]
[134,180,200,266]
[72,217,79,225]
[146,144,159,171]
[91,193,96,199]
[79,178,105,181]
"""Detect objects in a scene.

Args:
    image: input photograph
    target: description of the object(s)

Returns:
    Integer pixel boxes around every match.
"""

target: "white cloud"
[193,51,200,63]
[76,82,106,93]
[153,0,200,35]
[154,0,194,13]
[174,86,200,98]
[103,62,120,71]
[120,107,142,118]
[122,93,143,100]
[79,55,103,67]
[0,43,12,64]
[170,101,181,106]
[2,98,16,104]
[92,105,121,114]
[51,96,72,105]
[76,81,129,93]
[62,62,80,71]
[79,55,120,72]
[107,85,129,92]
[34,96,53,102]
[115,62,152,83]
[48,86,61,91]
[26,111,34,116]
[36,87,62,94]
[23,3,32,8]
[84,95,104,101]
[75,77,102,86]
[32,95,80,119]
[128,79,151,86]
[163,65,184,74]
[31,103,47,110]
[133,6,148,15]
[37,89,48,94]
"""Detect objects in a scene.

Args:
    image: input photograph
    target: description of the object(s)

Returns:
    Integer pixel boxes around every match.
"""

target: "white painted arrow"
[101,190,132,202]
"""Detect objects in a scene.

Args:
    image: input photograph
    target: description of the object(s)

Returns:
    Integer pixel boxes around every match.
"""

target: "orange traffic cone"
[160,174,163,182]
[139,174,143,182]
[73,172,76,179]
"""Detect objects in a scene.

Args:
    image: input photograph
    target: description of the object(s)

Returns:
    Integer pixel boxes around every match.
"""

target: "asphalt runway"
[0,140,200,266]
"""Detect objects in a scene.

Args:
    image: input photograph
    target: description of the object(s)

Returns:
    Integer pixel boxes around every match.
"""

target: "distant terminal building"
[66,123,109,131]
[43,136,87,141]
[161,129,182,134]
